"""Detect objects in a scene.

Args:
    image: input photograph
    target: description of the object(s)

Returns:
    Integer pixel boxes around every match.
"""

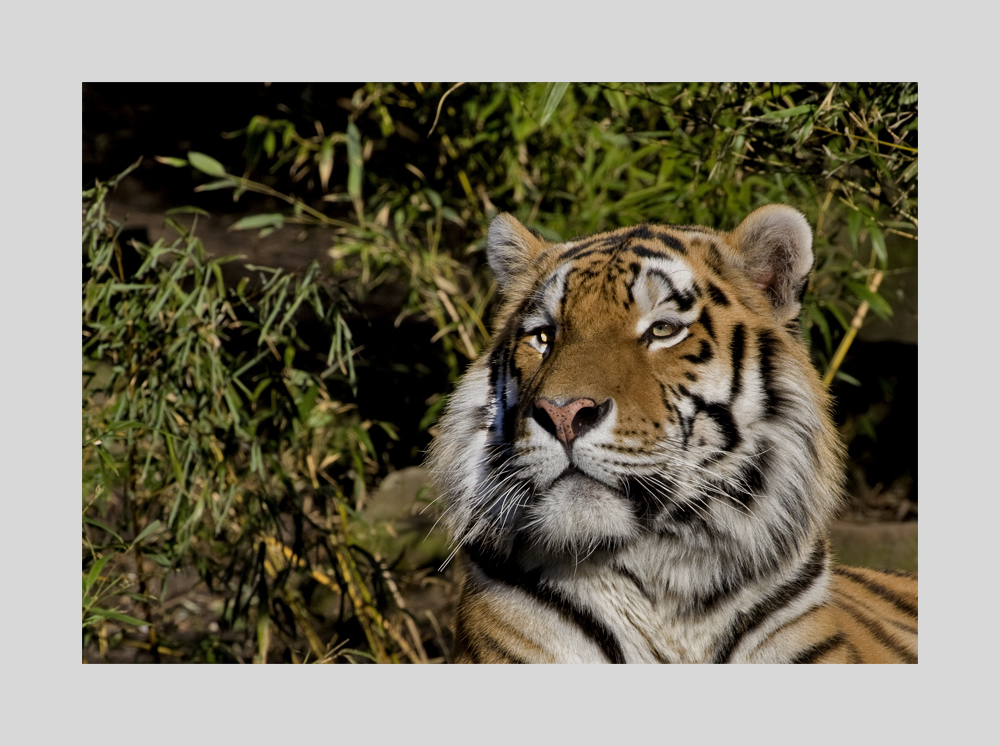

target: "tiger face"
[429,206,843,576]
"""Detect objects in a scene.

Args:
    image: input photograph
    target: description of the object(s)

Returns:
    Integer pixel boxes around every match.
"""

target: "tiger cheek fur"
[427,206,917,664]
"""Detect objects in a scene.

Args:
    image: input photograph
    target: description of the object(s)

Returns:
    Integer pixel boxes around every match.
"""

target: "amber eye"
[527,326,555,354]
[650,321,683,338]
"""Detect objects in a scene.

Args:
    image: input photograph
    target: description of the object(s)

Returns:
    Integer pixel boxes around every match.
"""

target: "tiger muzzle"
[533,397,611,445]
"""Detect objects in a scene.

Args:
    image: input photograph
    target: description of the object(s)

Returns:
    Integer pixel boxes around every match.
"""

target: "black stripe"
[729,323,745,398]
[698,307,715,340]
[763,515,805,566]
[624,224,688,254]
[704,244,725,274]
[528,583,627,664]
[465,546,627,664]
[612,564,656,605]
[690,394,741,453]
[713,541,827,663]
[474,630,528,664]
[679,574,747,618]
[832,588,918,635]
[657,381,675,420]
[879,568,917,579]
[560,234,618,258]
[706,281,730,306]
[755,329,785,419]
[836,595,918,663]
[556,247,618,264]
[833,566,918,618]
[682,339,714,364]
[625,261,640,307]
[846,640,861,663]
[629,243,685,261]
[646,267,695,311]
[724,446,770,508]
[790,632,846,664]
[664,493,712,527]
[795,278,809,305]
[618,476,665,528]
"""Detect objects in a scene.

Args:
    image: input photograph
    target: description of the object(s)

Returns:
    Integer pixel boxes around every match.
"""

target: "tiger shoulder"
[427,205,917,664]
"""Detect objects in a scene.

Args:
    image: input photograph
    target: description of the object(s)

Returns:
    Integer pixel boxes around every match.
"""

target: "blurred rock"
[830,521,917,573]
[361,466,449,569]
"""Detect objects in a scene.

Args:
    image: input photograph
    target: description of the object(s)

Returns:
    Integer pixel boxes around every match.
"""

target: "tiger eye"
[652,321,680,338]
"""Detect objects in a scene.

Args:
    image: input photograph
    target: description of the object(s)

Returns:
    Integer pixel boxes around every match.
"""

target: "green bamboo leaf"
[84,421,143,448]
[376,421,399,441]
[352,425,376,457]
[96,445,120,476]
[194,178,238,192]
[826,301,852,332]
[847,209,861,251]
[297,382,320,422]
[869,224,888,268]
[319,138,334,189]
[347,123,363,201]
[805,304,832,355]
[84,554,114,594]
[165,206,211,217]
[834,370,862,387]
[539,82,570,127]
[846,281,893,320]
[188,151,227,177]
[83,517,124,543]
[419,396,447,432]
[340,648,378,663]
[229,213,285,231]
[154,156,189,168]
[130,520,163,549]
[144,553,173,568]
[425,189,443,210]
[90,607,148,627]
[760,105,813,120]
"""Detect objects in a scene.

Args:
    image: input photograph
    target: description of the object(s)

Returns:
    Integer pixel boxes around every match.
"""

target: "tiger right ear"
[726,205,814,323]
[487,213,548,291]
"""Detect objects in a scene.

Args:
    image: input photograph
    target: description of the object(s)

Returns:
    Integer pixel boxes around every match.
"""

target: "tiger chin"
[427,205,917,664]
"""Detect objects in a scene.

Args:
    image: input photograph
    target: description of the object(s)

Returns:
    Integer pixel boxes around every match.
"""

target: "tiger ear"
[487,213,548,291]
[726,205,814,323]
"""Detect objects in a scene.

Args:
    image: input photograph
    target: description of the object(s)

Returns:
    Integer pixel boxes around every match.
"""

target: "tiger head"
[428,206,843,573]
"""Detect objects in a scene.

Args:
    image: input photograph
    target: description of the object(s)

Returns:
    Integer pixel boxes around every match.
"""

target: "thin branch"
[427,82,466,137]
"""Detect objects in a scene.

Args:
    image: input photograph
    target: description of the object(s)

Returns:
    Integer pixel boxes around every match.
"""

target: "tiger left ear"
[726,205,814,323]
[487,213,549,292]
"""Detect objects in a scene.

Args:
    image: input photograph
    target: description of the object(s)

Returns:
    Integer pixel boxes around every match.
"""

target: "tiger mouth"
[549,468,623,499]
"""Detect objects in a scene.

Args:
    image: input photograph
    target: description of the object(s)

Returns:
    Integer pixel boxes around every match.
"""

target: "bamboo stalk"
[822,270,884,388]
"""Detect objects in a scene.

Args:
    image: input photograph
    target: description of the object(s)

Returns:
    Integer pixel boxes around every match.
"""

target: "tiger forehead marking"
[427,206,916,664]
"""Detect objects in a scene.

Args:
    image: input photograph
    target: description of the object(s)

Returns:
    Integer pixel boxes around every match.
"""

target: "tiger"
[426,205,917,663]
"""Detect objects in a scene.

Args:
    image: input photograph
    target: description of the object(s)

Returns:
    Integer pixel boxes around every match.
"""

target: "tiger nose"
[533,398,609,445]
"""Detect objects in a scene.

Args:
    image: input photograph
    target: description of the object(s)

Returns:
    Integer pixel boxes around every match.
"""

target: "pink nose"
[534,398,598,445]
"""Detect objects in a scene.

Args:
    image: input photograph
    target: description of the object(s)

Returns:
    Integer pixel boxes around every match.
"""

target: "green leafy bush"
[83,162,431,663]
